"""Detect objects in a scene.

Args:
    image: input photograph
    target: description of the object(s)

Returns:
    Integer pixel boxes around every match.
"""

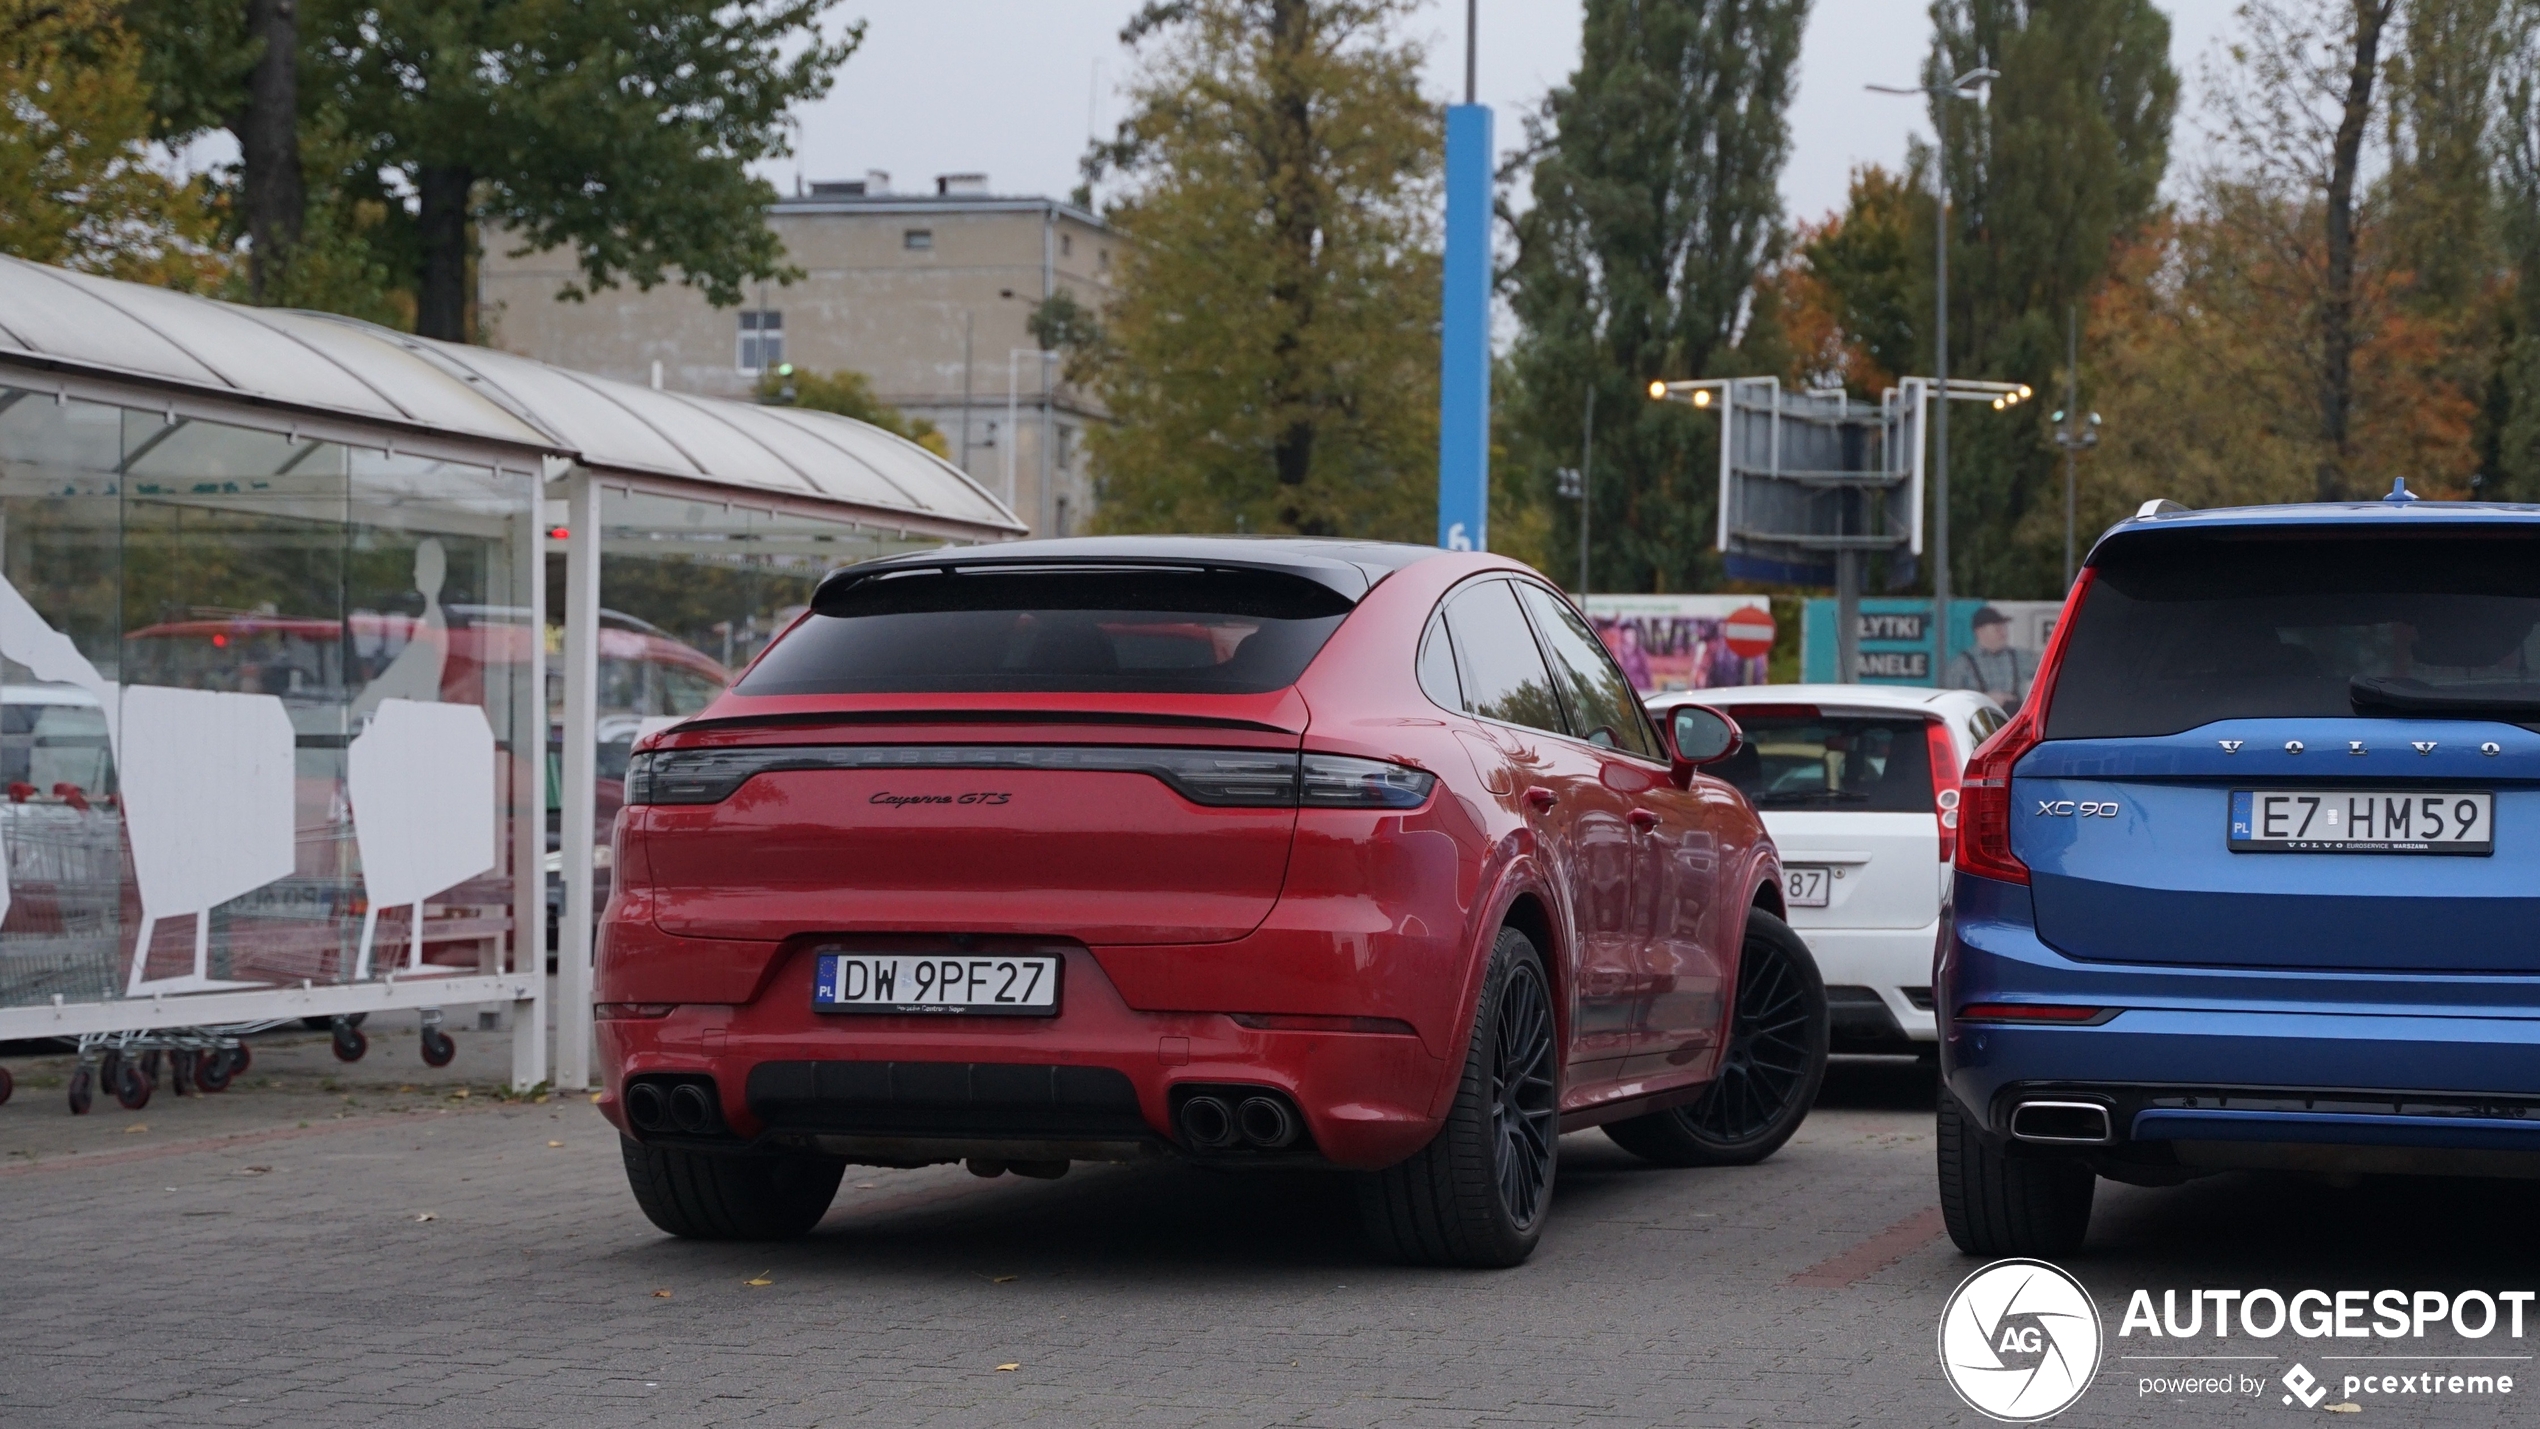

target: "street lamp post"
[1869,65,1996,630]
[2051,304,2101,590]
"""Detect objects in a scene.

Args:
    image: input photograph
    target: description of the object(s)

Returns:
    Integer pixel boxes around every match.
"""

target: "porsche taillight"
[1954,568,2094,886]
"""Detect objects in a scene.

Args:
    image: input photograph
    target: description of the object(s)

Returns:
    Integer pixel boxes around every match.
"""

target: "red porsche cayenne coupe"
[596,538,1829,1266]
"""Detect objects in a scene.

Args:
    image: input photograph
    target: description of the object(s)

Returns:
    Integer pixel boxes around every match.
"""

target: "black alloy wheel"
[1358,927,1559,1268]
[1490,954,1558,1229]
[1605,909,1828,1167]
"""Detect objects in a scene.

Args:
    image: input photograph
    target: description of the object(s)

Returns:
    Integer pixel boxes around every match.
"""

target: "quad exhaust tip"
[667,1081,720,1134]
[1179,1095,1240,1150]
[1236,1095,1299,1149]
[1180,1090,1304,1151]
[624,1081,668,1132]
[2010,1100,2113,1144]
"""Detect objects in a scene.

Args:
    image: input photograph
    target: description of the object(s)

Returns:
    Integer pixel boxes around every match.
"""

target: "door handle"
[1522,786,1559,813]
[1627,809,1661,833]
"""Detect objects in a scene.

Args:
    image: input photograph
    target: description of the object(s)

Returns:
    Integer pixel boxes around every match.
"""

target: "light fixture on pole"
[2051,307,2101,590]
[1867,65,1996,629]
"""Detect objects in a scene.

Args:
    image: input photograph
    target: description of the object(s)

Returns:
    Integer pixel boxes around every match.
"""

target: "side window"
[1513,582,1664,760]
[1441,579,1566,735]
[1416,612,1461,710]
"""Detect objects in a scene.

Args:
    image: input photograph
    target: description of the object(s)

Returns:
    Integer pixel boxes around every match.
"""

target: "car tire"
[1936,1086,2094,1257]
[619,1137,846,1241]
[1603,909,1829,1167]
[1357,926,1558,1269]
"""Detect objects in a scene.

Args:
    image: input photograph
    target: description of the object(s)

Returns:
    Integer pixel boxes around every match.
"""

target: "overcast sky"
[770,1,2241,223]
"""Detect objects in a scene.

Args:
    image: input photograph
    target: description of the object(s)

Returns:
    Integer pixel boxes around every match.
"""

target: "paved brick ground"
[0,1055,2535,1426]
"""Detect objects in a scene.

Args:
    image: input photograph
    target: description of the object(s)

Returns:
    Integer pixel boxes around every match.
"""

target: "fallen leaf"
[398,1085,415,1093]
[745,1271,773,1287]
[995,1364,1020,1373]
[547,1140,564,1148]
[2325,1406,2361,1415]
[589,1091,603,1104]
[533,1093,549,1104]
[855,1182,877,1190]
[240,1166,270,1176]
[414,1212,436,1222]
[449,1087,469,1099]
[651,1289,672,1299]
[990,1275,1017,1284]
[123,1124,147,1135]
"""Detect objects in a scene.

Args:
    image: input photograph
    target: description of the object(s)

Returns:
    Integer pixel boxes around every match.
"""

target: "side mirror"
[1665,704,1743,787]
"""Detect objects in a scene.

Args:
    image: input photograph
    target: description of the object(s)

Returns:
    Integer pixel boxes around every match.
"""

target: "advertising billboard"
[1580,594,1773,694]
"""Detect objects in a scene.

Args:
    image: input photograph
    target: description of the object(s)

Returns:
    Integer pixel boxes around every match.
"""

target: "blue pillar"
[1437,103,1493,551]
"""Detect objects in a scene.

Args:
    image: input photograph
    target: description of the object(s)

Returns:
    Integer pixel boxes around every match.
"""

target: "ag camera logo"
[1940,1259,2104,1422]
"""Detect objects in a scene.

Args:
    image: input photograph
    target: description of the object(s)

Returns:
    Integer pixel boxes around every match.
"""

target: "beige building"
[478,173,1114,538]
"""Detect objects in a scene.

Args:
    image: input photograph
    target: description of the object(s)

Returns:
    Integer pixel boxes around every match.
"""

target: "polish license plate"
[1784,865,1832,907]
[2229,789,2494,855]
[812,952,1062,1015]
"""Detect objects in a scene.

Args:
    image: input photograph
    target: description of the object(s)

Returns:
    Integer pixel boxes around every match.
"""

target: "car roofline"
[814,535,1451,607]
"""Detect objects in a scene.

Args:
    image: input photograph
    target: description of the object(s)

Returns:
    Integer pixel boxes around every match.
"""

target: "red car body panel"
[597,546,1783,1171]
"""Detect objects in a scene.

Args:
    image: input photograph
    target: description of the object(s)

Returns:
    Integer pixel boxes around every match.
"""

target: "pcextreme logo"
[1939,1259,2104,1423]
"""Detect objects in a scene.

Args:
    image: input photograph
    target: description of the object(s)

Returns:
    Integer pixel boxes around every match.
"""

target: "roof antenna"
[2385,476,2419,503]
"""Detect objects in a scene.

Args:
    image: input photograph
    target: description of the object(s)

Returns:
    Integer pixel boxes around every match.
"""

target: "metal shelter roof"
[0,256,1024,536]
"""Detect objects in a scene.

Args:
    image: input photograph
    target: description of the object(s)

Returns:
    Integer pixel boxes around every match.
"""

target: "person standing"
[1944,606,2038,710]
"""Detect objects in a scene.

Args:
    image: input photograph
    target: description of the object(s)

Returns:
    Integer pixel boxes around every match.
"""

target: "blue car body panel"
[1948,500,2540,1166]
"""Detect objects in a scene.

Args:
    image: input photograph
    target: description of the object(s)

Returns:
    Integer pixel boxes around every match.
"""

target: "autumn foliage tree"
[1079,0,1442,540]
[0,0,226,286]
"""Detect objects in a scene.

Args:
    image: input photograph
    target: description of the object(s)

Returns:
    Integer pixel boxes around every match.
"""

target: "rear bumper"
[1797,923,1940,1046]
[1944,871,2540,1174]
[594,944,1452,1171]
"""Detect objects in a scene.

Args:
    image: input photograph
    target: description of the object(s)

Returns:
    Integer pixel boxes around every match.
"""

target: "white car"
[1645,684,2008,1055]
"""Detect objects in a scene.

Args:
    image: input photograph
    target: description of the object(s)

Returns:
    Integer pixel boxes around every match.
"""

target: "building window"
[1098,248,1110,271]
[1060,233,1073,258]
[903,229,933,251]
[736,310,783,373]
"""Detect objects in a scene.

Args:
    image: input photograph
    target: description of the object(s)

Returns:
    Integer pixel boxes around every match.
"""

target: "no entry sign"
[1722,605,1776,659]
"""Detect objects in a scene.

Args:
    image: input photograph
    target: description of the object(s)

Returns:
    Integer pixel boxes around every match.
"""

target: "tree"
[127,0,856,340]
[756,366,950,459]
[1921,0,2176,597]
[0,0,226,286]
[1502,0,1808,594]
[1081,0,1442,539]
[1771,165,1921,396]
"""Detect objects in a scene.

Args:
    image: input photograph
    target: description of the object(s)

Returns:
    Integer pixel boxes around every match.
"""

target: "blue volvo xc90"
[1939,488,2540,1256]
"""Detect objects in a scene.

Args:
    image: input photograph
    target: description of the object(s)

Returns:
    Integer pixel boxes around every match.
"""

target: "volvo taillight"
[1954,568,2094,886]
[1925,721,1961,864]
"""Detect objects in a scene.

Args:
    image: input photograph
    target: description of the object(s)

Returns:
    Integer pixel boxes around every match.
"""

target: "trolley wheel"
[194,1048,233,1093]
[98,1049,122,1094]
[67,1065,91,1115]
[170,1050,196,1096]
[0,1063,14,1106]
[331,1020,368,1063]
[113,1059,151,1111]
[228,1042,252,1077]
[419,1026,456,1068]
[300,1013,368,1032]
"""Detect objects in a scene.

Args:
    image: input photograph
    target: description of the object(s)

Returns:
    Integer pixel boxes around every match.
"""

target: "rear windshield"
[736,566,1353,696]
[2047,532,2540,738]
[1709,710,1938,813]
